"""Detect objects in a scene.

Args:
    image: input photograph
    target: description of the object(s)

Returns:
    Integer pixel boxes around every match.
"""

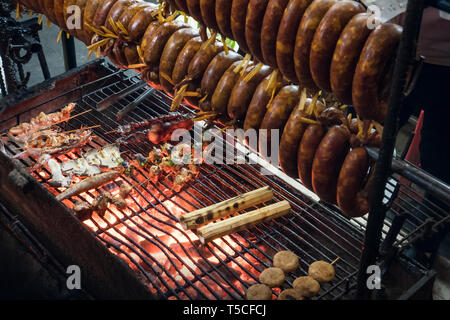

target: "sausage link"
[187,41,225,82]
[93,0,119,29]
[83,0,102,41]
[276,0,313,82]
[172,36,203,85]
[261,0,290,68]
[330,13,372,105]
[143,21,190,67]
[200,0,219,31]
[309,1,365,91]
[311,125,350,204]
[140,20,162,57]
[159,28,199,94]
[124,43,140,66]
[200,50,243,111]
[128,3,158,42]
[75,0,90,44]
[211,60,243,115]
[183,41,226,107]
[216,0,234,39]
[279,99,313,178]
[21,0,37,12]
[186,0,205,24]
[259,85,300,160]
[297,124,325,190]
[105,0,135,31]
[245,0,269,63]
[111,38,129,68]
[227,64,272,120]
[54,0,67,30]
[243,72,284,132]
[231,0,250,53]
[337,147,370,217]
[118,2,150,35]
[43,0,57,24]
[352,23,402,122]
[294,0,336,89]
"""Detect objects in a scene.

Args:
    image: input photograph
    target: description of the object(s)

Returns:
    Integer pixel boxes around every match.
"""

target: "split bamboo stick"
[180,186,273,230]
[197,201,291,244]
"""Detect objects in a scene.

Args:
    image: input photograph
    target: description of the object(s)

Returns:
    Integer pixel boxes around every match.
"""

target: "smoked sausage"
[309,1,365,91]
[330,13,373,105]
[352,23,402,122]
[337,147,371,218]
[311,125,350,204]
[294,0,336,89]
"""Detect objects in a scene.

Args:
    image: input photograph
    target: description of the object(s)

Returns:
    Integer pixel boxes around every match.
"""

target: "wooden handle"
[197,201,291,244]
[180,186,273,230]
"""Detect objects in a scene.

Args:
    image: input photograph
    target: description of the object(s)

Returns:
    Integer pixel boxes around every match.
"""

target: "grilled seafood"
[48,159,73,188]
[14,128,94,169]
[8,104,76,144]
[56,171,121,201]
[114,114,194,145]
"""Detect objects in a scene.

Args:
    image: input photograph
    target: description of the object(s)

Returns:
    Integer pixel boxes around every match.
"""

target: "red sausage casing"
[337,147,370,218]
[311,125,350,204]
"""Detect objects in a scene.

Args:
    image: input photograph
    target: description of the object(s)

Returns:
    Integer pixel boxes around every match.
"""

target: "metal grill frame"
[0,61,446,300]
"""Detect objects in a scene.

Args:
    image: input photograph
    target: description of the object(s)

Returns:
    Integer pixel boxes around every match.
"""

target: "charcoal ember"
[217,263,242,282]
[196,257,215,273]
[197,278,222,300]
[169,242,199,260]
[194,242,216,260]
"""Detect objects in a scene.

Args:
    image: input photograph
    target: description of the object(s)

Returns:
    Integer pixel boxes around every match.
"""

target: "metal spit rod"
[366,147,450,205]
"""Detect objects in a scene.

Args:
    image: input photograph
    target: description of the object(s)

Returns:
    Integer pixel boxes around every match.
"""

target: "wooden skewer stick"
[331,257,340,265]
[180,186,274,230]
[61,125,101,134]
[197,200,291,244]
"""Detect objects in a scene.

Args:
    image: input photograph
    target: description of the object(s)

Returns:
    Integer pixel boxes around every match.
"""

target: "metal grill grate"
[1,66,373,300]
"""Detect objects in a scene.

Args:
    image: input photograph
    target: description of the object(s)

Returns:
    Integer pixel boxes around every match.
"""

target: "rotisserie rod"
[197,200,291,244]
[180,186,273,230]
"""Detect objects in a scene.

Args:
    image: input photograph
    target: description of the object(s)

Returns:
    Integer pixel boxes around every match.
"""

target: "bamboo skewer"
[60,125,101,134]
[331,257,340,265]
[197,201,291,244]
[180,186,274,230]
